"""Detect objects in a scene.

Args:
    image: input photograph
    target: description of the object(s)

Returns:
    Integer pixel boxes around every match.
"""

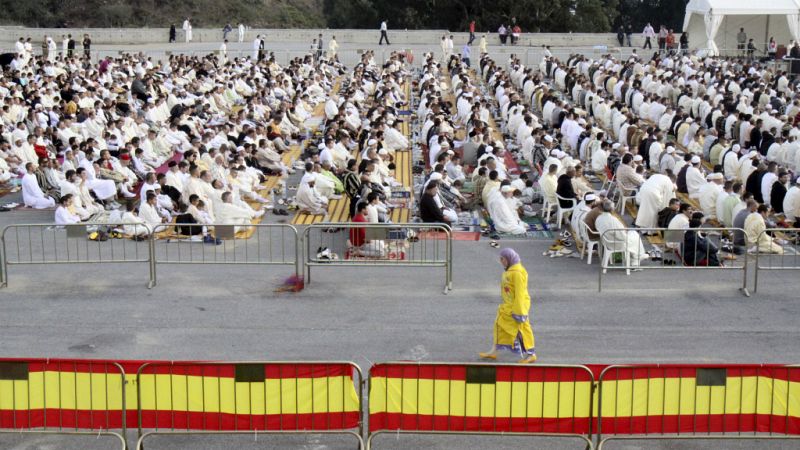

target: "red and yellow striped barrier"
[135,361,362,432]
[596,365,800,438]
[368,363,595,435]
[0,358,127,430]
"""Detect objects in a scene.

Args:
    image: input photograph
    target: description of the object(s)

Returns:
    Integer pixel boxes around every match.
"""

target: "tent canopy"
[683,0,800,55]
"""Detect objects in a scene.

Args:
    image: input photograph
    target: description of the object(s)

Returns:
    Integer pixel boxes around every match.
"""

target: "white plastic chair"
[555,194,577,230]
[579,219,600,265]
[616,179,639,216]
[600,231,632,275]
[540,182,558,223]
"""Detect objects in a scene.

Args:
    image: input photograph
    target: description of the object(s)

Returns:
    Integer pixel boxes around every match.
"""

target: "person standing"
[642,23,654,49]
[468,20,476,45]
[479,248,537,364]
[67,34,75,58]
[327,35,338,60]
[479,33,487,54]
[617,26,625,47]
[82,34,91,59]
[219,39,228,63]
[680,32,689,54]
[498,24,508,45]
[238,22,245,42]
[737,28,747,56]
[222,23,232,40]
[625,23,633,47]
[657,25,667,52]
[316,33,324,60]
[169,24,176,43]
[182,18,193,43]
[253,35,261,59]
[461,42,471,67]
[379,20,390,45]
[768,37,777,59]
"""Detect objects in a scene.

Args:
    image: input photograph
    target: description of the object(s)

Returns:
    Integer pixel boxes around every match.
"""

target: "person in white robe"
[182,18,193,43]
[487,185,527,234]
[54,194,81,225]
[685,156,706,198]
[215,191,262,232]
[635,173,675,229]
[21,164,56,209]
[697,173,725,219]
[139,192,165,228]
[120,203,149,236]
[295,173,328,215]
[595,201,648,267]
[744,206,784,254]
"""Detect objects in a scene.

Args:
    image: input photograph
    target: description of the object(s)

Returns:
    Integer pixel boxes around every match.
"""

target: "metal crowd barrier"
[596,364,800,448]
[134,361,364,449]
[753,228,800,293]
[0,358,127,447]
[0,223,300,289]
[366,362,595,449]
[150,222,300,285]
[0,223,154,288]
[598,227,750,296]
[302,222,453,294]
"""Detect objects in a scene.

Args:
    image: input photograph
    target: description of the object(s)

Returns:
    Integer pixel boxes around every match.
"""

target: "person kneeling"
[349,201,386,257]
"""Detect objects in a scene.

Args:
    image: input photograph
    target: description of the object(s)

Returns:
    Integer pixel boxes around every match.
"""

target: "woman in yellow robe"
[480,248,537,363]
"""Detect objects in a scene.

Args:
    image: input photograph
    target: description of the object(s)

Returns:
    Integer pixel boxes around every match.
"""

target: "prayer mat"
[417,230,481,241]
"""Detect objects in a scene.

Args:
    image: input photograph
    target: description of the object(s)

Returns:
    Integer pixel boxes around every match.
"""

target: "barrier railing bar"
[597,227,750,297]
[753,228,800,294]
[302,222,453,294]
[597,435,800,449]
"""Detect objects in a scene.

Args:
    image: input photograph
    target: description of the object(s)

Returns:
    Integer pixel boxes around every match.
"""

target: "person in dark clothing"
[617,26,625,47]
[749,119,763,150]
[82,34,91,59]
[420,180,448,223]
[157,173,181,204]
[556,167,578,207]
[676,156,691,193]
[342,159,362,219]
[771,171,789,213]
[683,212,721,266]
[657,198,681,228]
[66,34,75,58]
[746,164,767,203]
[169,25,176,43]
[759,130,775,156]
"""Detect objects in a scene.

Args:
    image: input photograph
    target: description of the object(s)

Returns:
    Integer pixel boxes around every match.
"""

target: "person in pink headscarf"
[479,248,537,363]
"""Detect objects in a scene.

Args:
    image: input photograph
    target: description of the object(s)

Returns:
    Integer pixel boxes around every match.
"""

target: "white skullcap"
[612,143,621,150]
[585,193,597,202]
[446,150,454,155]
[710,173,724,180]
[367,139,377,146]
[429,172,443,181]
[301,173,317,184]
[544,135,554,143]
[666,146,675,154]
[686,118,693,123]
[633,155,643,162]
[691,156,701,164]
[501,185,514,193]
[550,148,559,156]
[378,148,388,155]
[732,144,741,152]
[748,150,758,158]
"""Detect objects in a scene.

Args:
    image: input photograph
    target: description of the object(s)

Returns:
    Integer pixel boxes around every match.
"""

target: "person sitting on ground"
[487,183,528,235]
[420,180,450,224]
[295,172,329,215]
[744,203,784,254]
[683,212,721,266]
[349,201,386,257]
[54,194,81,225]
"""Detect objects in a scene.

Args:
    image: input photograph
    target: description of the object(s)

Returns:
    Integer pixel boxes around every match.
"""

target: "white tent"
[683,0,800,55]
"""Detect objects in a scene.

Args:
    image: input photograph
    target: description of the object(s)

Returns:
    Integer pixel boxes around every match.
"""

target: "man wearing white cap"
[596,200,648,268]
[487,184,528,235]
[295,172,328,216]
[659,146,677,175]
[698,173,725,219]
[635,172,676,229]
[721,144,742,180]
[685,155,706,198]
